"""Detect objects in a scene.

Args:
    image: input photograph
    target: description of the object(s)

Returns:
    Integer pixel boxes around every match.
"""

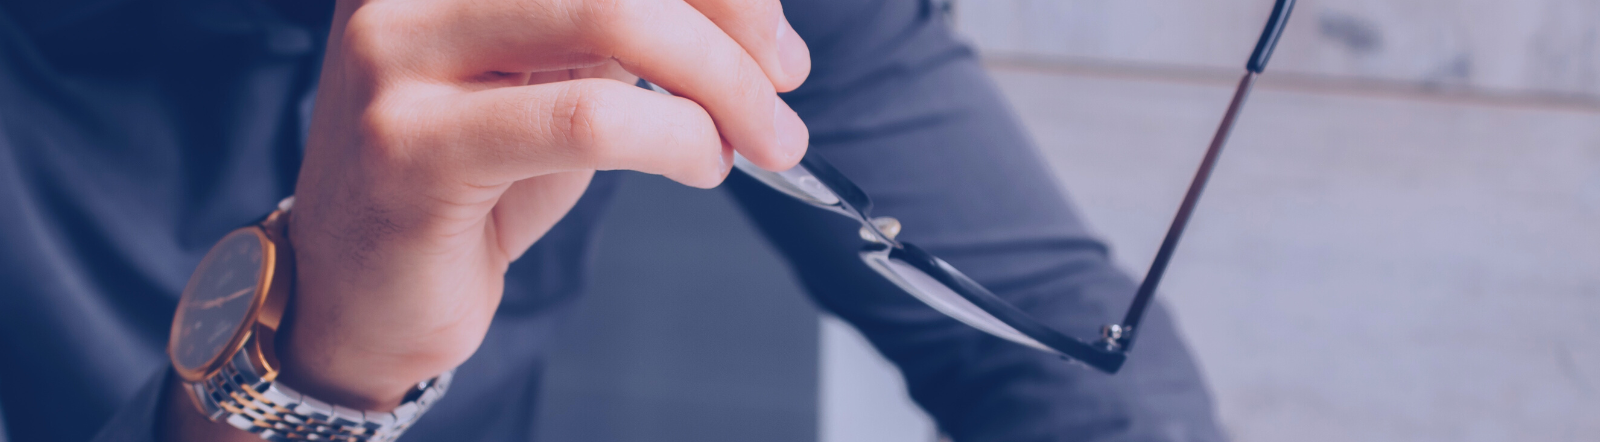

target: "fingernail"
[776,14,810,83]
[774,99,808,163]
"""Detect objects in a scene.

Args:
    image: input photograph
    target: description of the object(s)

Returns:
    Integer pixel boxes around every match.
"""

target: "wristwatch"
[168,197,452,442]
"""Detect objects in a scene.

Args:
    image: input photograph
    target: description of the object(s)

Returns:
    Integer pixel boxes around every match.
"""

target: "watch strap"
[187,350,453,442]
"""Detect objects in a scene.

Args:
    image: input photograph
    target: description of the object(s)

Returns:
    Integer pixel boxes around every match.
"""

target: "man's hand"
[276,0,809,413]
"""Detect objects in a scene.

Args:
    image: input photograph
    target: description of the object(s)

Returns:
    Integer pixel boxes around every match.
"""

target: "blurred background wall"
[538,1,1600,441]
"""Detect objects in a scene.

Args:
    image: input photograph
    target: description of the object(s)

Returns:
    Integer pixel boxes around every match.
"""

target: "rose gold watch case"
[168,209,294,383]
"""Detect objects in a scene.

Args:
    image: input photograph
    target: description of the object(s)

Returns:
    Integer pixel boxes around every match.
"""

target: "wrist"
[274,207,470,411]
[272,324,419,411]
[168,196,459,441]
[272,190,494,411]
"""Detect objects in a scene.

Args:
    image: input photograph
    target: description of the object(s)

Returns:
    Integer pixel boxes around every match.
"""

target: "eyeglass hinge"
[1099,324,1131,351]
[858,216,902,244]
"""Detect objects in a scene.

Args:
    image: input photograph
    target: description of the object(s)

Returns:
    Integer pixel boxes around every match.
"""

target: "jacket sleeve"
[89,367,168,442]
[725,0,1227,440]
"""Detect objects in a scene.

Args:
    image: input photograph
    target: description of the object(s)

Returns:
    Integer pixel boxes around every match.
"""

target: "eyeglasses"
[639,0,1295,374]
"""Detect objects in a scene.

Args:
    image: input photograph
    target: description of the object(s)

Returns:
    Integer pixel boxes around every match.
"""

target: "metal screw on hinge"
[1100,324,1129,350]
[858,216,902,244]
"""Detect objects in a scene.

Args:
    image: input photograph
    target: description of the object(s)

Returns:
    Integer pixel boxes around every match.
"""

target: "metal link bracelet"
[187,349,454,442]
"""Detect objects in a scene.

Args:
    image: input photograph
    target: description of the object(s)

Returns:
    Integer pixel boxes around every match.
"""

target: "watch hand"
[197,286,254,310]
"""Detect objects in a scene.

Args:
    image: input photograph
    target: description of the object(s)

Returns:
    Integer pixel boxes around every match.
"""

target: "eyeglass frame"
[637,0,1296,374]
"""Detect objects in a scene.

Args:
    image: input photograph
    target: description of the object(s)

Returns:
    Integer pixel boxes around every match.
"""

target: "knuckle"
[355,99,423,165]
[550,81,620,167]
[727,59,770,102]
[340,4,409,60]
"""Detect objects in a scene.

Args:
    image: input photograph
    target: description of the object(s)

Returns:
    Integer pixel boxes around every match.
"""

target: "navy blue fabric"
[0,0,1224,441]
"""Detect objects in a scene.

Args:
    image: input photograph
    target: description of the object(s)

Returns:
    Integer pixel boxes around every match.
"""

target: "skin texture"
[160,0,810,439]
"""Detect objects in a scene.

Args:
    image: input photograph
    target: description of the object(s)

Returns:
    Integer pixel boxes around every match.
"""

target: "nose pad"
[858,216,902,244]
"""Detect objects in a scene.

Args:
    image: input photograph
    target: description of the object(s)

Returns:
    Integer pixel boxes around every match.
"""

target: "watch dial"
[172,229,266,373]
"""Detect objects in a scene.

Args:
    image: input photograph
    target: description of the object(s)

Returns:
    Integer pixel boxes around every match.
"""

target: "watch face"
[171,229,268,374]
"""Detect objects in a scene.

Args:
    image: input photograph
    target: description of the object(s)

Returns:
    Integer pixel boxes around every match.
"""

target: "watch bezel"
[169,210,293,383]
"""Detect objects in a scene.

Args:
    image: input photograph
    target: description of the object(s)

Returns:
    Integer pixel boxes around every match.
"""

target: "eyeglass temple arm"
[1110,0,1295,352]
